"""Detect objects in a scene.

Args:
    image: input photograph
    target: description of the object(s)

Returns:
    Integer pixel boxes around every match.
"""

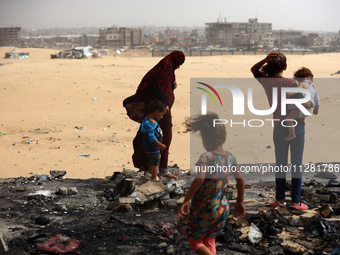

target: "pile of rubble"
[0,166,339,254]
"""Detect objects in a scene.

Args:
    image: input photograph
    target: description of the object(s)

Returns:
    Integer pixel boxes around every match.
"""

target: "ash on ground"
[0,165,340,255]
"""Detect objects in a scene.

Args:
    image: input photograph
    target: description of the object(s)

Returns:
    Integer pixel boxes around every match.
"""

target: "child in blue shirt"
[141,100,167,181]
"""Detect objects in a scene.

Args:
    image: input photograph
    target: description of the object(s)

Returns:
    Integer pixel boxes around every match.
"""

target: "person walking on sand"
[177,113,245,255]
[140,100,167,181]
[283,67,320,141]
[251,52,310,210]
[123,50,185,179]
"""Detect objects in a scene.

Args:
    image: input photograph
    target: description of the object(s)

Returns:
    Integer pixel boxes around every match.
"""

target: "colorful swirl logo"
[196,82,222,106]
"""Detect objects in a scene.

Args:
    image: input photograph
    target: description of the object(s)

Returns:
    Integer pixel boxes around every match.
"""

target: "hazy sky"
[1,0,339,32]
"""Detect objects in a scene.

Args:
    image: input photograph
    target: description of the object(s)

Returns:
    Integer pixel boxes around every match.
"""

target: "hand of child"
[159,143,166,151]
[177,201,190,218]
[287,92,294,98]
[234,202,245,218]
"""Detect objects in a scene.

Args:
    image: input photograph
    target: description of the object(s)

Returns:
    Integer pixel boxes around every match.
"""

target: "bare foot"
[284,135,296,141]
[160,171,178,180]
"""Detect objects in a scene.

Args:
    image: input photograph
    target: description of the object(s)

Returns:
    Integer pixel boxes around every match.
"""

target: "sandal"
[144,172,159,181]
[160,170,178,180]
[269,200,285,208]
[289,201,308,211]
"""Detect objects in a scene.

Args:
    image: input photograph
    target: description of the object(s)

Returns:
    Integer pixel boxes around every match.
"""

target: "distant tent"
[74,46,95,57]
[5,48,29,59]
[51,46,99,59]
[100,49,110,55]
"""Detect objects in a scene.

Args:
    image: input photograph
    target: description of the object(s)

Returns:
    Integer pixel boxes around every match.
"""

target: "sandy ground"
[0,48,339,179]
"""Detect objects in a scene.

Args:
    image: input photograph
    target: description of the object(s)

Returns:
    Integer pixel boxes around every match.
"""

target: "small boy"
[141,100,167,181]
[284,67,320,141]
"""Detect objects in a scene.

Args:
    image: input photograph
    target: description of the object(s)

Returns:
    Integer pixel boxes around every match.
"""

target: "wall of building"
[0,27,21,47]
[205,18,272,48]
[98,27,144,47]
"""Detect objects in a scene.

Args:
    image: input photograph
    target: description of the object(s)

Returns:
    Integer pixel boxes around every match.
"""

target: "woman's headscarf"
[134,51,185,108]
[165,50,185,68]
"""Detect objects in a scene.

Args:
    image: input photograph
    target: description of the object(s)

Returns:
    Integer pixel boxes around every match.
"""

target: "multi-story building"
[306,33,319,47]
[259,33,274,48]
[78,34,98,47]
[0,27,21,47]
[205,18,272,48]
[205,21,233,46]
[273,30,303,46]
[98,27,143,48]
[191,29,207,45]
[313,35,327,47]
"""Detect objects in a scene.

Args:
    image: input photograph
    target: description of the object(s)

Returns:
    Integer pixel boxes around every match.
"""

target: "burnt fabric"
[124,50,185,171]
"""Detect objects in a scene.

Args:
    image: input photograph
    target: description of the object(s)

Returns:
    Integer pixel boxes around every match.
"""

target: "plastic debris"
[248,223,263,244]
[327,179,340,187]
[78,154,90,158]
[27,190,53,199]
[320,204,334,218]
[329,246,340,255]
[36,235,80,254]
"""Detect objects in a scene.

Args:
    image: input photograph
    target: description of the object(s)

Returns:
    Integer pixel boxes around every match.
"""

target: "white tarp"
[5,48,29,59]
[74,46,95,57]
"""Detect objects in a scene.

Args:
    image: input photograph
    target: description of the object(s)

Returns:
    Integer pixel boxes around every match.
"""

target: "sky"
[0,0,340,32]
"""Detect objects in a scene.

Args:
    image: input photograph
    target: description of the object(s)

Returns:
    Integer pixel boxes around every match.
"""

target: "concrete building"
[98,27,143,48]
[273,30,303,46]
[205,18,272,48]
[78,34,98,47]
[306,33,319,47]
[191,29,207,45]
[205,21,233,46]
[164,27,191,46]
[313,35,327,47]
[259,33,274,48]
[0,27,21,47]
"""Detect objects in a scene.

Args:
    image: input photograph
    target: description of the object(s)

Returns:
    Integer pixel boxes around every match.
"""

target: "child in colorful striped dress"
[177,113,245,255]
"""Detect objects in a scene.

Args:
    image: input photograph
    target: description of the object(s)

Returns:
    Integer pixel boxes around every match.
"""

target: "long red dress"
[123,50,185,171]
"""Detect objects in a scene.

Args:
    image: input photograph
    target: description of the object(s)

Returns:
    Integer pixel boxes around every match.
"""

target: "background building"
[191,28,207,45]
[0,27,21,47]
[98,27,144,48]
[273,30,303,46]
[205,18,272,48]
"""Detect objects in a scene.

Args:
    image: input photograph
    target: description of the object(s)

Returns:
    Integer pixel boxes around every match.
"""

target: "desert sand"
[0,48,339,179]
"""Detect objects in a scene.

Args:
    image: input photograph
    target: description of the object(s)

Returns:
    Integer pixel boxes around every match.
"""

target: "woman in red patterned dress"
[123,51,185,177]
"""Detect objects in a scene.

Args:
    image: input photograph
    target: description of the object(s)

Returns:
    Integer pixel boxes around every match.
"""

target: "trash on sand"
[27,190,53,199]
[329,246,340,254]
[50,170,67,178]
[78,154,90,158]
[320,204,334,218]
[0,231,9,253]
[327,179,340,187]
[248,223,263,244]
[35,216,50,225]
[36,234,80,254]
